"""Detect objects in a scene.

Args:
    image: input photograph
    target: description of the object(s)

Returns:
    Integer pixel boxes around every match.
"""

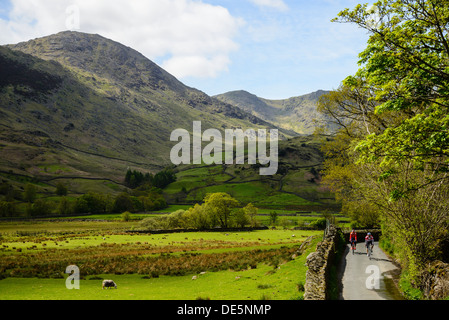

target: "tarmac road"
[339,241,404,300]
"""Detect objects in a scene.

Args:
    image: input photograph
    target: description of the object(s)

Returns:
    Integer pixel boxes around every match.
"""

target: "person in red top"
[365,232,374,254]
[349,229,357,250]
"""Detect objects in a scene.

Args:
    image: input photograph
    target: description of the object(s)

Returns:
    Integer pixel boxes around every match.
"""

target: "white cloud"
[0,0,243,79]
[162,54,231,79]
[249,0,288,11]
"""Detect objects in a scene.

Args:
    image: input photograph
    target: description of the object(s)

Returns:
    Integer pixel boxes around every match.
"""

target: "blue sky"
[0,0,370,99]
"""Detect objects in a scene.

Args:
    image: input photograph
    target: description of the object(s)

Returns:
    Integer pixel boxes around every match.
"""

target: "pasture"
[0,218,322,300]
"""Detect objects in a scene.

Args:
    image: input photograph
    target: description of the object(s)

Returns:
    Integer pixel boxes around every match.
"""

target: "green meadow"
[0,239,318,300]
[0,216,322,300]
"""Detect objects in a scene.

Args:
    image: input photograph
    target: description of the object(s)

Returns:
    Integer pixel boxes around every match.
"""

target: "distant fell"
[214,89,335,135]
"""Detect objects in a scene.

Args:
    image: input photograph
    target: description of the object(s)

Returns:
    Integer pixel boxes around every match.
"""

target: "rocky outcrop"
[304,225,342,300]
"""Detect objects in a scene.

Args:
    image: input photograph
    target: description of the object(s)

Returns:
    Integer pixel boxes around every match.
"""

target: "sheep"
[102,280,117,289]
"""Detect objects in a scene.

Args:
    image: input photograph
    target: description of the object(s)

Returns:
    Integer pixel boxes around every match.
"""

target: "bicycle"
[366,242,374,260]
[350,241,356,255]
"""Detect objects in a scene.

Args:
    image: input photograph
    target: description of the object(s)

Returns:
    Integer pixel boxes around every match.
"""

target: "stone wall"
[304,225,342,300]
[421,260,449,300]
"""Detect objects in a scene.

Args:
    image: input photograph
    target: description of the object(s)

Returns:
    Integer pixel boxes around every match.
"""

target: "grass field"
[0,218,322,300]
[0,240,318,300]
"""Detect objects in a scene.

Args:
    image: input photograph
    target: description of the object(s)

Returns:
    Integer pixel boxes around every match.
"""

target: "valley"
[0,31,338,301]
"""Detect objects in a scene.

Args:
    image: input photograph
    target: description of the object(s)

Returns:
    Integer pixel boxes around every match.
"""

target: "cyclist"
[349,229,357,250]
[365,232,374,255]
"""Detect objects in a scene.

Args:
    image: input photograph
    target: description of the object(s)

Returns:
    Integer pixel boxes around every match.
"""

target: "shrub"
[55,182,68,196]
[113,193,134,213]
[140,216,170,230]
[0,201,16,217]
[121,211,132,222]
[75,192,107,214]
[309,217,327,230]
[26,199,52,217]
[23,184,37,203]
[58,197,73,215]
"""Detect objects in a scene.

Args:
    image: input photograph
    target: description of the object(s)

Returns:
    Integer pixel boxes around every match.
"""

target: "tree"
[1,182,17,202]
[23,183,37,203]
[0,201,16,217]
[167,210,188,229]
[139,194,259,231]
[75,192,107,214]
[334,0,449,184]
[233,209,250,228]
[153,169,176,189]
[113,192,134,213]
[55,182,68,196]
[58,197,73,215]
[27,199,52,217]
[203,192,239,228]
[185,203,212,230]
[243,203,259,227]
[323,0,449,285]
[360,161,449,280]
[74,197,89,214]
[269,211,278,226]
[124,169,154,189]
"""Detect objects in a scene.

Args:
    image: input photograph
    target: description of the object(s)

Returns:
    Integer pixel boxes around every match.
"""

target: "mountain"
[214,90,335,135]
[0,31,288,190]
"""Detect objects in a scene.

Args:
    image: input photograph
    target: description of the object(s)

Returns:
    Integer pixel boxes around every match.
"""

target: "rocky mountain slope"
[214,90,336,135]
[0,31,285,185]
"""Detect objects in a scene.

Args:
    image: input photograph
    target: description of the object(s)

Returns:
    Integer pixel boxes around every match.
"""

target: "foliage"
[140,193,256,231]
[0,201,16,217]
[55,182,68,196]
[23,184,37,203]
[320,0,449,287]
[152,169,177,189]
[203,192,240,228]
[399,271,424,300]
[233,209,250,228]
[125,169,153,189]
[309,217,327,230]
[334,0,449,180]
[269,211,278,225]
[75,192,108,214]
[243,203,259,227]
[121,211,132,222]
[26,199,52,217]
[57,197,72,215]
[125,168,176,190]
[112,193,134,213]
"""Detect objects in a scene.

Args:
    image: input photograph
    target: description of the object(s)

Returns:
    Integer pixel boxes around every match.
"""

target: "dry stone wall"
[304,225,342,300]
[422,260,449,300]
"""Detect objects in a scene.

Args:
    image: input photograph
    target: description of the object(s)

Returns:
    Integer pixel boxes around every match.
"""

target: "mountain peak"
[7,31,186,93]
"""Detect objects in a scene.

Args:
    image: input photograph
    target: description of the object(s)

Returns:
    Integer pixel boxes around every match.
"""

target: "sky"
[0,0,370,99]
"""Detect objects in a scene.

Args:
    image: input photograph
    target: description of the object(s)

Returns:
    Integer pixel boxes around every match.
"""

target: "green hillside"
[164,135,337,211]
[0,32,291,196]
